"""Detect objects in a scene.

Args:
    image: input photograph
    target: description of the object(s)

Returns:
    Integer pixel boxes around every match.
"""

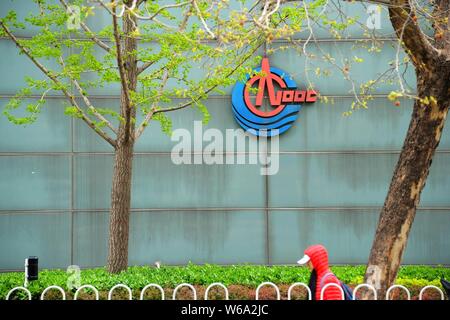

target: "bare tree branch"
[137,60,155,75]
[388,0,440,69]
[283,0,391,5]
[59,0,111,53]
[134,68,169,140]
[111,1,132,112]
[137,0,191,20]
[193,0,216,38]
[58,56,118,135]
[94,0,191,22]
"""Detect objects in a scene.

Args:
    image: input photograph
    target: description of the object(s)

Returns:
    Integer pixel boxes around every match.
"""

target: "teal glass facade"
[1,1,449,271]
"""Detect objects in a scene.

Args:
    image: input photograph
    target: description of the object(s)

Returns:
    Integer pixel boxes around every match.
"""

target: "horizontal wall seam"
[2,150,450,156]
[1,207,450,215]
[0,36,399,43]
[0,94,403,99]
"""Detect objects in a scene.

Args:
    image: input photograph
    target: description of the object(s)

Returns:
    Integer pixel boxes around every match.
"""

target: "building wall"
[1,1,449,270]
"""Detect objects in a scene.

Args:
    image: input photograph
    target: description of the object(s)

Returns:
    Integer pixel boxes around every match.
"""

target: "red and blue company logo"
[231,57,317,136]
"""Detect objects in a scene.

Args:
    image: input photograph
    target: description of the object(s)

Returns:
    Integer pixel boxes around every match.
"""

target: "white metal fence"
[4,282,447,300]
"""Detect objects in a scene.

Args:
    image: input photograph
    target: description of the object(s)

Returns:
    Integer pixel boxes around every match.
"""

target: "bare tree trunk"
[364,68,450,298]
[107,8,138,274]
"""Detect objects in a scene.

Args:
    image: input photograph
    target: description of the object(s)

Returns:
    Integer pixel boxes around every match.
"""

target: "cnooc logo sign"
[231,58,317,136]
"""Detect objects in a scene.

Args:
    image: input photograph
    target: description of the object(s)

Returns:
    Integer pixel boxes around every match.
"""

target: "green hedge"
[1,264,449,299]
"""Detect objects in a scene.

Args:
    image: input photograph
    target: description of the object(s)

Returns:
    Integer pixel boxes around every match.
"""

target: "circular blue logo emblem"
[231,58,317,136]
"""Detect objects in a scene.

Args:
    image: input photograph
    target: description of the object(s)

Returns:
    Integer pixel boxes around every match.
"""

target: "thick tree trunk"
[364,68,450,298]
[107,8,138,274]
[107,137,134,273]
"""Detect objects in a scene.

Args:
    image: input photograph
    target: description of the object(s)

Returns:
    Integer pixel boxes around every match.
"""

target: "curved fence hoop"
[74,285,99,300]
[204,282,229,300]
[6,286,32,300]
[172,283,197,300]
[255,282,281,300]
[108,284,133,300]
[386,284,410,300]
[40,285,66,300]
[419,285,444,300]
[352,284,377,300]
[320,283,345,300]
[287,282,311,300]
[140,284,165,300]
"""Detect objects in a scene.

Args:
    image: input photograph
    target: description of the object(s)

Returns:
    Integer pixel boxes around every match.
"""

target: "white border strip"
[74,285,100,300]
[204,282,229,300]
[108,284,132,300]
[140,284,165,300]
[40,285,66,300]
[287,282,311,300]
[255,282,281,300]
[172,283,197,300]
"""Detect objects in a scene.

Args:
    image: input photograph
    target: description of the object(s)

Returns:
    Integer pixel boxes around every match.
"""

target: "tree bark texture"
[107,8,138,274]
[364,68,450,298]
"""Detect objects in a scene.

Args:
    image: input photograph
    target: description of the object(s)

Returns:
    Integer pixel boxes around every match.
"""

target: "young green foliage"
[0,0,295,140]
